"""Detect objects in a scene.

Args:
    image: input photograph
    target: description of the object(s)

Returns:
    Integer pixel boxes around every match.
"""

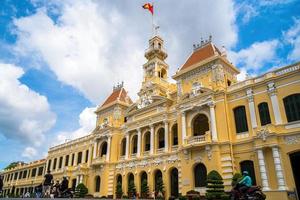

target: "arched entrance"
[194,163,207,187]
[240,160,257,185]
[170,168,179,198]
[154,169,163,193]
[127,173,135,197]
[140,171,148,197]
[290,151,300,196]
[192,114,209,136]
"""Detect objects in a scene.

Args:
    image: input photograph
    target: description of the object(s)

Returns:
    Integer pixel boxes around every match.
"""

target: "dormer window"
[158,43,161,49]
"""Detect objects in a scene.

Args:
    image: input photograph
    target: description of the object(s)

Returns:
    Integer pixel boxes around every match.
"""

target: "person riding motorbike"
[238,171,252,193]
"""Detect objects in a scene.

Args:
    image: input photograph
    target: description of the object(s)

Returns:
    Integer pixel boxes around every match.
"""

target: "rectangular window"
[258,102,271,126]
[53,158,57,170]
[234,106,249,133]
[22,170,27,179]
[71,153,75,166]
[47,159,52,171]
[65,155,69,166]
[77,152,82,164]
[18,171,23,179]
[31,168,37,177]
[85,150,89,163]
[38,167,44,176]
[59,157,63,169]
[14,172,18,180]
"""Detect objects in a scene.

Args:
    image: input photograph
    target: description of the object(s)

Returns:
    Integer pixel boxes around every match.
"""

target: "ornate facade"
[1,35,300,200]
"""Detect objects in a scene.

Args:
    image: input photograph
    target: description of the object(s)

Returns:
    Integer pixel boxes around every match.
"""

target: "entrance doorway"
[170,168,179,198]
[290,151,300,196]
[71,179,77,191]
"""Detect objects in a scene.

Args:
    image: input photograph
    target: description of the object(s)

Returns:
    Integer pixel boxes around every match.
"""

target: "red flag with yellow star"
[142,3,153,15]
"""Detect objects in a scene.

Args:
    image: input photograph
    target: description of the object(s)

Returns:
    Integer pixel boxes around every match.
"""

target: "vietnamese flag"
[142,3,153,15]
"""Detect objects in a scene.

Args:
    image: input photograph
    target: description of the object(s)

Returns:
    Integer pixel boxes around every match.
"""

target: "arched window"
[234,106,248,133]
[194,163,207,187]
[192,114,209,136]
[154,170,163,193]
[100,142,107,157]
[284,94,300,122]
[121,138,126,156]
[158,128,165,149]
[95,176,101,192]
[132,135,138,154]
[140,171,148,192]
[170,168,179,198]
[258,102,271,126]
[144,132,150,151]
[172,124,178,146]
[240,160,256,185]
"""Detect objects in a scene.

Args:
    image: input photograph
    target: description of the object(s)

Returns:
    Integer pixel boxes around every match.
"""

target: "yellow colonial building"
[1,35,300,200]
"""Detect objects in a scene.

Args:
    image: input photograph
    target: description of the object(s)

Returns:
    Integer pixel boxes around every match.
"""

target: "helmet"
[243,171,249,175]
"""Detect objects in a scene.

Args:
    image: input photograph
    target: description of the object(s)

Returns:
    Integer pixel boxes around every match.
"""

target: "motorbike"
[230,184,266,200]
[59,188,74,198]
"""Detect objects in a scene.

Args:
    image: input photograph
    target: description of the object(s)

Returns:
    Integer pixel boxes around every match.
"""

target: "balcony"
[92,156,106,165]
[131,154,137,159]
[143,151,150,157]
[156,148,165,154]
[186,131,211,146]
[119,155,125,161]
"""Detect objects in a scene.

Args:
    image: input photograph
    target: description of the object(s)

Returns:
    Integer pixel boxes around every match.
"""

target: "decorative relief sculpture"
[284,134,300,145]
[257,127,270,142]
[137,94,153,109]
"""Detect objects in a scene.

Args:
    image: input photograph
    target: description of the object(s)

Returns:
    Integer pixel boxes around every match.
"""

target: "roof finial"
[113,81,124,91]
[209,35,212,42]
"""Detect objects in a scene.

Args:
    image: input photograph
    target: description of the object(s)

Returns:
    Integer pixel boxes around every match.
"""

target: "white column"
[137,128,142,157]
[68,154,72,166]
[79,175,83,184]
[164,121,169,152]
[257,149,270,191]
[62,156,66,169]
[150,125,154,155]
[76,175,79,186]
[125,133,130,159]
[268,82,282,125]
[88,145,92,167]
[93,140,97,159]
[73,153,78,166]
[209,103,218,142]
[181,111,187,144]
[272,146,287,190]
[106,136,111,162]
[246,89,258,128]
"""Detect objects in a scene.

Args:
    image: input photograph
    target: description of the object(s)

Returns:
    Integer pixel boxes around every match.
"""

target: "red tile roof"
[180,43,221,70]
[101,88,132,108]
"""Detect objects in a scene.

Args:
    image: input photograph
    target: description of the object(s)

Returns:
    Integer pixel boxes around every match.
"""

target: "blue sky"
[0,0,299,170]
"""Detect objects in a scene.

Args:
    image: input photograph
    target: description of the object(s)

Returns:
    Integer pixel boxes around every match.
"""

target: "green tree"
[155,177,165,199]
[141,179,149,198]
[231,173,243,187]
[75,183,88,198]
[205,170,227,200]
[127,180,136,198]
[4,162,23,170]
[115,181,123,198]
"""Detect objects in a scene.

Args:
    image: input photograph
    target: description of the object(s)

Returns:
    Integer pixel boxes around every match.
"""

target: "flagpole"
[152,2,154,37]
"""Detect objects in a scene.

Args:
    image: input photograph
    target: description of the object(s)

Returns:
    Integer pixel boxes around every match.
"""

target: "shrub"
[127,180,136,198]
[141,179,149,198]
[115,181,123,198]
[178,195,187,200]
[231,173,242,186]
[75,183,88,198]
[206,170,226,200]
[156,177,165,194]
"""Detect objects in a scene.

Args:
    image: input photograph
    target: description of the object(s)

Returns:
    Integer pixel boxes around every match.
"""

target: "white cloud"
[0,63,56,146]
[236,3,258,24]
[228,40,279,72]
[283,18,300,61]
[22,147,37,159]
[12,0,238,104]
[52,107,96,146]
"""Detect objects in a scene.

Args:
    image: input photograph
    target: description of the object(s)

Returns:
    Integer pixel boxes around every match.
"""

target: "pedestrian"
[43,170,53,197]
